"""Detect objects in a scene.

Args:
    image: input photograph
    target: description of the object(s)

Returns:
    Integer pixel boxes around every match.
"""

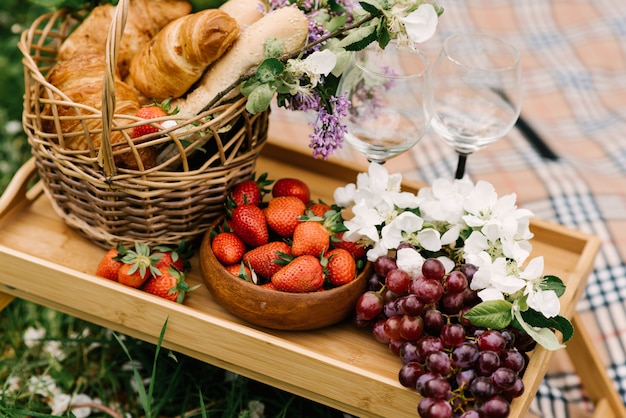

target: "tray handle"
[0,157,42,219]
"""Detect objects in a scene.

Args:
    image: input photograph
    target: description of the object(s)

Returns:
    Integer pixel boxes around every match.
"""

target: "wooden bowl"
[198,229,372,331]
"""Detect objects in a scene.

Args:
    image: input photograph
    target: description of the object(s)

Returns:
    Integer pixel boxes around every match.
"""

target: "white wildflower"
[24,326,45,348]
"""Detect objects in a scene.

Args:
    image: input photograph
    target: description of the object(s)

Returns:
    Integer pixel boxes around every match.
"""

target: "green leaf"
[513,309,565,350]
[263,37,285,59]
[337,20,379,51]
[540,275,567,297]
[358,0,382,14]
[464,300,513,329]
[520,309,574,342]
[241,78,262,97]
[324,14,348,33]
[376,20,391,49]
[255,58,284,83]
[245,83,277,114]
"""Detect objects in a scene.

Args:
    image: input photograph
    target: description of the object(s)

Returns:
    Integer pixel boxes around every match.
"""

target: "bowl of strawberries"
[198,176,372,331]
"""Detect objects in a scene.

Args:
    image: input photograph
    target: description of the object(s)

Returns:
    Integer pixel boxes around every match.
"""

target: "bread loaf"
[43,54,157,170]
[219,0,267,29]
[127,9,240,101]
[172,6,309,116]
[58,0,192,79]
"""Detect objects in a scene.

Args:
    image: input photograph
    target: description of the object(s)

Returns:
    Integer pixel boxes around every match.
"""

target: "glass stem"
[455,153,468,179]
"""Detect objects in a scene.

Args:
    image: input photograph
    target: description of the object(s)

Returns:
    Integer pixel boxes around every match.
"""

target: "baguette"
[58,0,192,79]
[127,9,240,101]
[172,6,309,116]
[219,0,267,29]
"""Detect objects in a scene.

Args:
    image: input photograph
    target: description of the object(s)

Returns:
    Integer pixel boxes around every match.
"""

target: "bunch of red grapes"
[355,251,537,418]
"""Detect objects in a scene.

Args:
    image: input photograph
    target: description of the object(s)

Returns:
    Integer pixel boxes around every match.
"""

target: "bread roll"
[43,54,157,170]
[58,0,193,79]
[172,6,309,115]
[127,9,240,101]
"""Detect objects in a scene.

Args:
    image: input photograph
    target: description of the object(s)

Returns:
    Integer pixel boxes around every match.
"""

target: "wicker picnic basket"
[18,0,269,249]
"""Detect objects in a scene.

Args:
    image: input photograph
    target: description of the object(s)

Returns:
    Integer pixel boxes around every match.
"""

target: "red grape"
[385,268,411,294]
[422,258,446,281]
[399,314,424,341]
[374,255,397,277]
[355,291,383,320]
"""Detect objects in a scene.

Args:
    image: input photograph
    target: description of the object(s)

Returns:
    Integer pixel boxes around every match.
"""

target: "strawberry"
[243,241,292,281]
[117,243,162,288]
[307,202,332,218]
[224,263,253,282]
[272,178,311,205]
[143,267,197,303]
[212,232,246,265]
[260,282,278,290]
[332,231,367,260]
[95,245,128,281]
[152,242,192,273]
[230,173,273,207]
[264,196,306,238]
[229,204,269,247]
[291,221,330,257]
[323,248,357,286]
[132,105,169,138]
[271,255,324,293]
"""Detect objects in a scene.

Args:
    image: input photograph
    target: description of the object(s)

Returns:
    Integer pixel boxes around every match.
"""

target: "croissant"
[58,0,192,79]
[43,53,157,170]
[127,9,240,101]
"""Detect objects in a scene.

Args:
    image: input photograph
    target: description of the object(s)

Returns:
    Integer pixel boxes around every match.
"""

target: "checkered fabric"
[269,0,626,416]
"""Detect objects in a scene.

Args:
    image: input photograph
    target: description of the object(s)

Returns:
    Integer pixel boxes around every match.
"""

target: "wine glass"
[429,33,522,179]
[337,42,431,164]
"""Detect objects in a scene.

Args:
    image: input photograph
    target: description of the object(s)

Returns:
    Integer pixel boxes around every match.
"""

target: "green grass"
[0,2,350,417]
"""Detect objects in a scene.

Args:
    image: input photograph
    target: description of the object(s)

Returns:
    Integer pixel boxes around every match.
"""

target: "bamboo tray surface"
[0,139,600,418]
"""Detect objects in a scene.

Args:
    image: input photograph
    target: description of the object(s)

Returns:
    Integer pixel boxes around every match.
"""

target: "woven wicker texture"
[18,0,269,248]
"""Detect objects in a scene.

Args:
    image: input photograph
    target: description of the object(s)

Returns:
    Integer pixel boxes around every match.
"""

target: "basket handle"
[98,0,129,177]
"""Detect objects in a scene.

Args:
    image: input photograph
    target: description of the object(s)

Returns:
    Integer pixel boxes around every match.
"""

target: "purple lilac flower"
[283,90,322,112]
[309,92,350,159]
[305,16,330,54]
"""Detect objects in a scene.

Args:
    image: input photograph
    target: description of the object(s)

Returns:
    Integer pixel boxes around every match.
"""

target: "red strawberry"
[117,243,162,288]
[332,231,367,260]
[224,263,253,282]
[132,105,169,138]
[291,221,330,257]
[243,241,292,280]
[271,255,324,293]
[212,232,246,265]
[260,282,278,290]
[272,178,311,205]
[143,267,196,303]
[230,204,269,247]
[264,196,306,238]
[230,173,273,207]
[324,248,357,286]
[152,242,192,273]
[307,202,332,218]
[95,245,128,281]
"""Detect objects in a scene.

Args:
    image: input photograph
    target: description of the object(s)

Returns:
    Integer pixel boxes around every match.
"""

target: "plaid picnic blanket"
[269,0,626,416]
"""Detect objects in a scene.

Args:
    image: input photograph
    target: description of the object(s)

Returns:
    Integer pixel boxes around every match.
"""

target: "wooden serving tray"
[0,139,604,417]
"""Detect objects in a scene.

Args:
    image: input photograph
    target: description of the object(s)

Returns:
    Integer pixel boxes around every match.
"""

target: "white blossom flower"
[520,256,561,318]
[399,3,439,44]
[396,247,425,279]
